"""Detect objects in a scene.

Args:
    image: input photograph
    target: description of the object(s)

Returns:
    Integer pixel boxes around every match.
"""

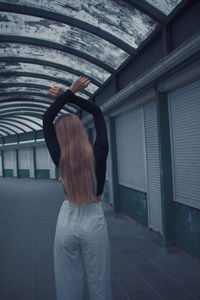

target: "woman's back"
[43,82,109,205]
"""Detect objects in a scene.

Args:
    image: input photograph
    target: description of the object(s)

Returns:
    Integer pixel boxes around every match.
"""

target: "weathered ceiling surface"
[0,0,182,137]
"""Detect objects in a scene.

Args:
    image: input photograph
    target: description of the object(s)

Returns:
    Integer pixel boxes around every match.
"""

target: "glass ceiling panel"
[0,127,15,135]
[145,0,182,15]
[0,122,24,133]
[1,43,110,83]
[0,109,44,116]
[0,101,72,115]
[1,0,156,48]
[0,82,90,99]
[0,95,49,101]
[0,63,99,94]
[0,76,75,93]
[11,115,43,125]
[0,86,50,94]
[0,12,129,69]
[0,101,49,108]
[2,118,42,130]
[0,96,77,113]
[0,106,47,113]
[0,121,29,132]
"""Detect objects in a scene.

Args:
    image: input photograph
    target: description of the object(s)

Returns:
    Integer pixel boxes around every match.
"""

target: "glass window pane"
[3,118,42,130]
[0,101,74,115]
[0,127,15,135]
[0,62,98,94]
[145,0,182,15]
[0,12,129,69]
[0,81,90,100]
[0,121,29,132]
[0,76,74,93]
[13,115,43,126]
[0,0,156,48]
[1,43,110,83]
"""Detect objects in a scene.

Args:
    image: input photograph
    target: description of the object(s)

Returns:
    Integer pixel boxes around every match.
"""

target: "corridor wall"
[18,148,30,178]
[3,150,14,177]
[168,79,200,258]
[0,143,55,180]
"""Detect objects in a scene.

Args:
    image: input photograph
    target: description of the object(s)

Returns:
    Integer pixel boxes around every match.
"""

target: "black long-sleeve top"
[42,89,109,197]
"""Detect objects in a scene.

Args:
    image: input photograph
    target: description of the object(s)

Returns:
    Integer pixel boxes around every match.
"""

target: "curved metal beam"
[0,72,92,97]
[0,123,19,135]
[0,35,115,74]
[123,0,166,23]
[0,127,13,136]
[1,115,42,128]
[0,103,56,113]
[0,107,73,119]
[0,97,73,113]
[0,91,50,99]
[0,119,35,132]
[0,82,59,90]
[0,57,101,86]
[0,2,134,54]
[0,109,45,119]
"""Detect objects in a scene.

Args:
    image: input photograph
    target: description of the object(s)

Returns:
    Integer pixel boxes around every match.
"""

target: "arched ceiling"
[0,0,182,137]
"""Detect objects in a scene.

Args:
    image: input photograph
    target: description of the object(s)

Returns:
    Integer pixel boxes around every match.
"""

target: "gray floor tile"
[141,270,176,287]
[1,178,200,300]
[114,273,147,291]
[126,286,163,300]
[153,282,192,300]
[179,276,200,298]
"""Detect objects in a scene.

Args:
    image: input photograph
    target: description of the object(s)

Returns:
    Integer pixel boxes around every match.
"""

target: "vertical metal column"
[32,146,36,179]
[1,149,4,177]
[156,90,176,249]
[1,137,4,177]
[15,148,19,178]
[109,75,121,214]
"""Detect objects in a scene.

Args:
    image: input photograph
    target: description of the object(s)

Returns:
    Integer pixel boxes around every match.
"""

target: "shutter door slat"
[169,80,200,209]
[115,106,147,193]
[18,148,29,170]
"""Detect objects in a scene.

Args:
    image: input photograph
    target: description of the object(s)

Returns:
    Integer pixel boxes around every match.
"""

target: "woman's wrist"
[69,86,76,94]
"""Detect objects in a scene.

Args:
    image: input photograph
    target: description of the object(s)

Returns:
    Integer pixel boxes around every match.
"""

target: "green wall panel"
[175,202,200,259]
[118,184,148,227]
[18,169,30,178]
[4,169,13,177]
[36,169,50,179]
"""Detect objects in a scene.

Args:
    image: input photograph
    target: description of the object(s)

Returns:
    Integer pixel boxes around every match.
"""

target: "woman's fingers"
[48,86,64,98]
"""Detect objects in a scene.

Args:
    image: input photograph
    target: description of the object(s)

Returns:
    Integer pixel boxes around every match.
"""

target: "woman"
[42,76,112,300]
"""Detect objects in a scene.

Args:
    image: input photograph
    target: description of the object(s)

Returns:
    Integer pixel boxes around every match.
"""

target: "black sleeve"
[42,89,75,166]
[42,89,109,166]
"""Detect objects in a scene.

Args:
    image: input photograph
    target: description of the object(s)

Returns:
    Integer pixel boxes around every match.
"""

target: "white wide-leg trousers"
[53,199,112,300]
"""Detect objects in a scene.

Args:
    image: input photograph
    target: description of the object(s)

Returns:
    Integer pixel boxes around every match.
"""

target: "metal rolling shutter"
[4,150,13,170]
[144,100,163,234]
[36,146,49,169]
[168,80,200,209]
[115,106,147,192]
[18,148,29,170]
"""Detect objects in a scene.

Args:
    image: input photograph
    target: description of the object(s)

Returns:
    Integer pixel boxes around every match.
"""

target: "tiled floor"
[0,178,200,300]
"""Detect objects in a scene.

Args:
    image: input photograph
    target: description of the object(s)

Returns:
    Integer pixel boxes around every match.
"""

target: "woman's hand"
[47,76,90,99]
[48,86,64,99]
[69,76,90,94]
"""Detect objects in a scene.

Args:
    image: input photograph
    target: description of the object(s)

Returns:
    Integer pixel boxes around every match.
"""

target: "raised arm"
[59,90,109,153]
[46,77,109,160]
[42,89,76,166]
